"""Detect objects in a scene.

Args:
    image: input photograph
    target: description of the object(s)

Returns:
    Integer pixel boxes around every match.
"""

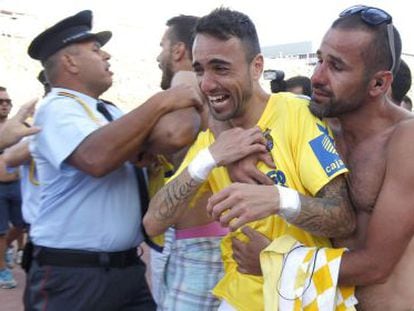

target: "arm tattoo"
[155,177,199,221]
[291,175,356,238]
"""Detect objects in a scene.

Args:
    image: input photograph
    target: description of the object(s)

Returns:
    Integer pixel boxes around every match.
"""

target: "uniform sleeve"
[292,102,347,196]
[30,98,100,170]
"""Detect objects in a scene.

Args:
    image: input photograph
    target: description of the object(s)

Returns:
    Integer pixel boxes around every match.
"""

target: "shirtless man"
[209,5,414,310]
[313,6,414,310]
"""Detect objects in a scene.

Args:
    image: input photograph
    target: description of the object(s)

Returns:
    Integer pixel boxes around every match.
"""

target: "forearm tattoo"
[292,176,355,238]
[155,177,199,221]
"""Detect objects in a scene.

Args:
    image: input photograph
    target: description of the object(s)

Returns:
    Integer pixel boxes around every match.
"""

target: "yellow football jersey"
[171,92,348,310]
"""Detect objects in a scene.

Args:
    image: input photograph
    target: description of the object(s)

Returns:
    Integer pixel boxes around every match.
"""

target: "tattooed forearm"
[143,167,207,237]
[290,175,356,238]
[155,177,199,221]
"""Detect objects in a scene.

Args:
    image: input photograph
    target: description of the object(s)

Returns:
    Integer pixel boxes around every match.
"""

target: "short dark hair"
[285,76,312,97]
[403,95,412,104]
[166,15,199,60]
[195,7,261,63]
[331,13,402,76]
[402,95,412,110]
[0,86,6,92]
[391,59,412,103]
[38,70,52,96]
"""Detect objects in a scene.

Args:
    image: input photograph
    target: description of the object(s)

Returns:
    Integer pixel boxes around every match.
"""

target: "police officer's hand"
[165,84,203,112]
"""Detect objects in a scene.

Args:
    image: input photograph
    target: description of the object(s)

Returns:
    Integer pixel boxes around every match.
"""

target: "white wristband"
[188,148,217,182]
[276,185,301,221]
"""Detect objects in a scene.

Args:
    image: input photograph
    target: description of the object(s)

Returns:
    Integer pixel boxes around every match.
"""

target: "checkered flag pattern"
[261,235,358,311]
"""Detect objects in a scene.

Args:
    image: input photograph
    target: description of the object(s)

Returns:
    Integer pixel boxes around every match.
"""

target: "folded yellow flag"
[261,235,358,311]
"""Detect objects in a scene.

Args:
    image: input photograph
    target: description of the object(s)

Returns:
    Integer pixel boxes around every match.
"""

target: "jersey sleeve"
[290,98,347,196]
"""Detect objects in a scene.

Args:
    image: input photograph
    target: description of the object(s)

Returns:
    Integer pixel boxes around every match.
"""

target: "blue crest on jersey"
[267,170,287,186]
[263,128,274,151]
[309,124,345,177]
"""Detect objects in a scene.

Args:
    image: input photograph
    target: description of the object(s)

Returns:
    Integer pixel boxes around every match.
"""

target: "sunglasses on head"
[339,5,396,73]
[0,99,12,105]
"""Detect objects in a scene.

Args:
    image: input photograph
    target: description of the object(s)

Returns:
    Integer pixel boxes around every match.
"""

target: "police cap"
[28,10,111,62]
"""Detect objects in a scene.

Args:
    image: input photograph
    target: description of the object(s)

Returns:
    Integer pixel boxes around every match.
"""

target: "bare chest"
[332,131,391,249]
[341,139,387,214]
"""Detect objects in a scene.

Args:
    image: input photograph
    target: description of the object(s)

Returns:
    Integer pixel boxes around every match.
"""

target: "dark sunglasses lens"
[0,99,11,104]
[362,8,391,25]
[340,5,366,17]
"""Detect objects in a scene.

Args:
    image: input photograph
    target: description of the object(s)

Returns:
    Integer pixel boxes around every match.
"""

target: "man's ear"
[369,71,393,97]
[62,52,79,74]
[251,54,264,81]
[172,42,186,62]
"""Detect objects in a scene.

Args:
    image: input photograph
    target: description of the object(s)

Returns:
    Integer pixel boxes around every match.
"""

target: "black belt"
[0,180,19,185]
[34,245,141,268]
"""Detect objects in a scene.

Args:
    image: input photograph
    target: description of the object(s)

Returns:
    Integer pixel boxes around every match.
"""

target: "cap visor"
[94,31,112,47]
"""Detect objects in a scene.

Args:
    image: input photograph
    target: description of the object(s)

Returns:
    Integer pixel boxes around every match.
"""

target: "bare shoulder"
[171,71,198,88]
[390,116,414,144]
[386,116,414,168]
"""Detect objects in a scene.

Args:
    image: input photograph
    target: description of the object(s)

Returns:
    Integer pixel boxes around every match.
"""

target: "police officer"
[26,10,200,310]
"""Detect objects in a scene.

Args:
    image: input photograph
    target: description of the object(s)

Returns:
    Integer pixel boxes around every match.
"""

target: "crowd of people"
[0,4,413,311]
